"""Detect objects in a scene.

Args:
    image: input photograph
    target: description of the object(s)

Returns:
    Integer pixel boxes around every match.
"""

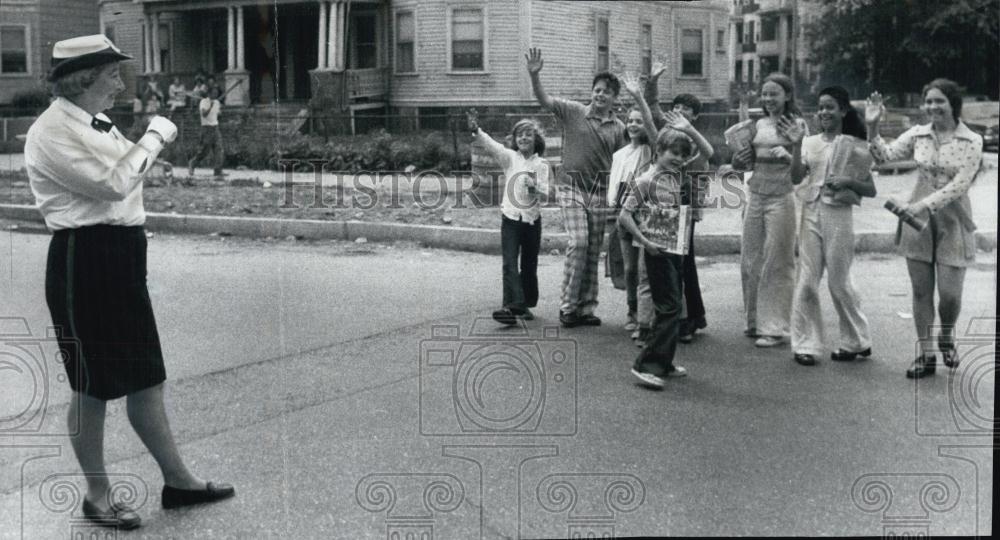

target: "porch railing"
[348,68,388,99]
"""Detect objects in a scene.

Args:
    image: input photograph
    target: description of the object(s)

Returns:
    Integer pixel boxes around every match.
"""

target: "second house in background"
[97,0,731,132]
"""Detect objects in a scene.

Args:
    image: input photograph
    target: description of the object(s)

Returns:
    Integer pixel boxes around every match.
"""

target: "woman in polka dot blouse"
[865,79,984,380]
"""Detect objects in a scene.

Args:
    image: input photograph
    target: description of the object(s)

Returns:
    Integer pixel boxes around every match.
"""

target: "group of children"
[472,48,941,389]
[474,49,728,388]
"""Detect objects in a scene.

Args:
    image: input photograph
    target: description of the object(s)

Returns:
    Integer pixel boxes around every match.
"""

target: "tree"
[805,0,999,100]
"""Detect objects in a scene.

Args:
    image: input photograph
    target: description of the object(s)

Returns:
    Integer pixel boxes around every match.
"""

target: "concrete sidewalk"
[3,153,997,255]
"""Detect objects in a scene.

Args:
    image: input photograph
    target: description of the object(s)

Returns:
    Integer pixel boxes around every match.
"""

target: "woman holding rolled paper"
[866,79,983,379]
[786,86,875,366]
[25,35,234,530]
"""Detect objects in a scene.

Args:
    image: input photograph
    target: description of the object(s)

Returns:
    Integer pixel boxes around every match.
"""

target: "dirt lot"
[0,169,576,233]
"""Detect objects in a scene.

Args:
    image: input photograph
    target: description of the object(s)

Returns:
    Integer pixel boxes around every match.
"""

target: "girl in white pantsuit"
[732,73,809,347]
[786,86,876,366]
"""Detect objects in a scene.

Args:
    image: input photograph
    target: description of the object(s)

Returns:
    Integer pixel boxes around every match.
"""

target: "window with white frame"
[717,29,726,51]
[596,16,609,72]
[0,25,29,74]
[680,29,703,76]
[451,8,484,71]
[640,24,652,74]
[395,10,415,73]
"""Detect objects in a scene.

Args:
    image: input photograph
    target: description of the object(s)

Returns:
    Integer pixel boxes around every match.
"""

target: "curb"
[2,204,996,256]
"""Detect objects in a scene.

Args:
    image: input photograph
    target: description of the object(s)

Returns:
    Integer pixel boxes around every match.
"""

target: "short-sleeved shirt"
[799,134,838,205]
[749,116,809,196]
[199,98,221,126]
[551,98,626,194]
[25,98,147,229]
[621,165,683,214]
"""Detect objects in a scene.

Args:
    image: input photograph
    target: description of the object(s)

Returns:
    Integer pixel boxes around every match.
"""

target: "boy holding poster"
[618,130,695,389]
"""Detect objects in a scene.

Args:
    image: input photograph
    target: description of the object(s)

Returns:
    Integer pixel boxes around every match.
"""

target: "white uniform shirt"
[479,132,550,225]
[25,97,147,230]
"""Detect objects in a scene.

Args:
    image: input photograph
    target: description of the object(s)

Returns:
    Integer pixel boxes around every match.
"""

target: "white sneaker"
[755,336,785,348]
[665,365,688,378]
[631,368,665,389]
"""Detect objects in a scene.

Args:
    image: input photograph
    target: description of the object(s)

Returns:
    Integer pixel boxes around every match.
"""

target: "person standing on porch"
[187,87,225,178]
[525,48,627,328]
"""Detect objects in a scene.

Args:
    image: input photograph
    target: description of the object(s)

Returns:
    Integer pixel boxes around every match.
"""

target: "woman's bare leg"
[125,384,205,490]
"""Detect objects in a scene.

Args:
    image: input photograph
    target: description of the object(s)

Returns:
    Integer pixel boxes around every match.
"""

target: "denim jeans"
[633,251,684,377]
[501,215,542,311]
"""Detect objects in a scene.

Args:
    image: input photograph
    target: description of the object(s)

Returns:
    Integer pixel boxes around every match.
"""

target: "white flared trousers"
[790,202,872,355]
[741,191,796,337]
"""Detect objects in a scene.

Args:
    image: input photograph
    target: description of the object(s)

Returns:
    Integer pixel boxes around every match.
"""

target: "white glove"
[146,115,178,144]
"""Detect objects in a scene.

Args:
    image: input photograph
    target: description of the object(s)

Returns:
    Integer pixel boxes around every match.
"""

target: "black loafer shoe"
[579,314,602,326]
[82,498,142,530]
[905,357,937,379]
[559,311,583,328]
[162,482,236,509]
[520,308,535,321]
[940,341,959,368]
[793,353,817,366]
[492,308,517,326]
[831,347,872,362]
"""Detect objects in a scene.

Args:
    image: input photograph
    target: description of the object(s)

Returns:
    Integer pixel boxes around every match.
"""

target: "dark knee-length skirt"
[45,225,166,400]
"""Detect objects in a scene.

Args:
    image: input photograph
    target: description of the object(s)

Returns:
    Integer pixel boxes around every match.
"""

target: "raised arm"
[865,91,914,163]
[778,116,807,184]
[664,111,714,161]
[622,72,660,146]
[643,60,668,131]
[466,111,512,168]
[526,48,555,110]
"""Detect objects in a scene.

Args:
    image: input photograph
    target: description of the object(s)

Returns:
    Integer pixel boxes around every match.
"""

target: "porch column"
[151,12,161,73]
[328,1,340,71]
[337,1,347,70]
[236,6,246,70]
[317,1,328,69]
[226,6,235,71]
[143,15,153,73]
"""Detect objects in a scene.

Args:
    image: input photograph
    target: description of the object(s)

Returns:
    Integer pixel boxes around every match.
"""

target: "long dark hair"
[818,85,866,139]
[761,72,801,117]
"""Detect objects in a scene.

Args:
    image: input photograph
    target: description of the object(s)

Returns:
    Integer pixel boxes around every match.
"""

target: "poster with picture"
[633,204,692,256]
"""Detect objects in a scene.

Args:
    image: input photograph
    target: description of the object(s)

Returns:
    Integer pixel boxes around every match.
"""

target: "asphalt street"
[0,231,995,538]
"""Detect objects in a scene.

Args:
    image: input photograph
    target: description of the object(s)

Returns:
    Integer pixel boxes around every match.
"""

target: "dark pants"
[683,221,706,321]
[633,251,684,377]
[189,125,223,174]
[619,226,640,314]
[501,215,542,311]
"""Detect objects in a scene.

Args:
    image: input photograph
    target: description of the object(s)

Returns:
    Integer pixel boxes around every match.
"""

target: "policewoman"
[25,35,234,529]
